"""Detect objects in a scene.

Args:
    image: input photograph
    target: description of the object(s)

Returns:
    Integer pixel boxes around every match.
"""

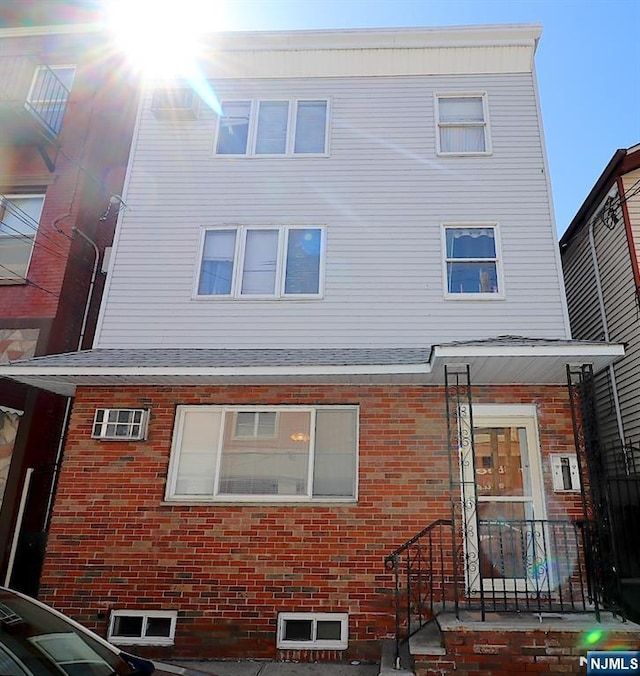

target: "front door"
[461,405,546,594]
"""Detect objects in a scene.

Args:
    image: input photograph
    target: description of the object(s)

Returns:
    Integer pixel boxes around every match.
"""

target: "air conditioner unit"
[151,88,199,120]
[92,408,149,441]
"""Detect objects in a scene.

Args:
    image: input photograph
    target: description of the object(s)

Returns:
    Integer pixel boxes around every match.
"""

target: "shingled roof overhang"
[0,338,624,397]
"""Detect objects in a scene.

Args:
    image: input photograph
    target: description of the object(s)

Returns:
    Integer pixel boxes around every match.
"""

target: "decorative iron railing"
[384,519,454,670]
[0,56,70,137]
[385,517,601,669]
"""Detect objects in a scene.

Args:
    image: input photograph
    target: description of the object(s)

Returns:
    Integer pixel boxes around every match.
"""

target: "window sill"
[191,294,324,301]
[437,151,493,157]
[444,293,505,301]
[161,497,357,506]
[0,278,28,286]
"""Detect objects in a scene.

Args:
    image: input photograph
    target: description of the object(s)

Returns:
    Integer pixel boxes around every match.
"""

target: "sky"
[2,0,637,237]
[212,0,640,237]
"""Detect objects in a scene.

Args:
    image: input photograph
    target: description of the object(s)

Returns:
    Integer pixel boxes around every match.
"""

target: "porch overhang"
[0,338,624,397]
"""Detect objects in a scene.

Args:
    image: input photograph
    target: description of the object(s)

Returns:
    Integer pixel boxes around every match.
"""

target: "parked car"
[0,586,212,675]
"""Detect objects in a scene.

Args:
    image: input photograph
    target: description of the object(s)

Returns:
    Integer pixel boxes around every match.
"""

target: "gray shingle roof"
[8,347,433,369]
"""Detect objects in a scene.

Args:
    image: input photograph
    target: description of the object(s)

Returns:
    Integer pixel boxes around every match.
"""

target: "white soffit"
[0,342,624,396]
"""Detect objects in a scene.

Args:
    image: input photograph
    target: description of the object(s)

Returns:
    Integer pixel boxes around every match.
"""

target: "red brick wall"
[415,626,639,675]
[39,383,583,660]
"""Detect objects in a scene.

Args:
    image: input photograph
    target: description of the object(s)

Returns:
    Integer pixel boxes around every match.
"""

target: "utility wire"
[0,262,59,297]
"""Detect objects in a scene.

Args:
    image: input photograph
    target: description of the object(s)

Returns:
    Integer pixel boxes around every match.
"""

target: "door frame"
[459,403,548,594]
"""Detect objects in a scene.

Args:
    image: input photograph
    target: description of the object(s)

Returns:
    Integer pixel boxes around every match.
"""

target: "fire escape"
[0,55,71,171]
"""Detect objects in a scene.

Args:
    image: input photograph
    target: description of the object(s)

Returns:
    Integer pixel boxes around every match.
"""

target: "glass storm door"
[462,406,546,593]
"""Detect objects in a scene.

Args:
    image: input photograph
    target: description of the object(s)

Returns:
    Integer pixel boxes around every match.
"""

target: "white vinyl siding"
[166,405,358,502]
[96,73,569,348]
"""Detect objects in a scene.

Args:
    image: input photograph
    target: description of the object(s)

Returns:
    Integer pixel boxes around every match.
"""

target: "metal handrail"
[384,519,453,670]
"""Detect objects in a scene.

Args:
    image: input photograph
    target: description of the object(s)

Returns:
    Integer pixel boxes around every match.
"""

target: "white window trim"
[277,612,348,650]
[108,610,177,646]
[0,193,45,282]
[165,405,359,503]
[91,408,149,441]
[213,98,331,157]
[232,410,279,439]
[194,225,326,300]
[442,222,505,300]
[435,92,491,156]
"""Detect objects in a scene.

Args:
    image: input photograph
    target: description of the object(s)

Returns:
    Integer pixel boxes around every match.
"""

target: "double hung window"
[443,224,503,297]
[0,194,45,281]
[215,99,329,156]
[166,406,358,501]
[197,226,324,298]
[436,94,489,155]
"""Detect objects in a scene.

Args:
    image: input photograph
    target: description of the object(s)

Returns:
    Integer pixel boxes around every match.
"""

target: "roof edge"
[0,23,103,38]
[560,149,627,246]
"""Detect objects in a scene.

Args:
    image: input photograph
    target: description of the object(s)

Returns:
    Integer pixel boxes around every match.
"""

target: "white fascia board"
[0,24,103,38]
[0,363,432,379]
[434,343,625,360]
[212,24,542,52]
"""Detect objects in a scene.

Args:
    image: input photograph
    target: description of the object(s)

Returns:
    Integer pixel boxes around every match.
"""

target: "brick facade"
[40,383,583,660]
[416,625,640,675]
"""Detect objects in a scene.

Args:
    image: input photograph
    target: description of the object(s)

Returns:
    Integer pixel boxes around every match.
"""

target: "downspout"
[71,227,100,351]
[43,227,99,534]
[587,222,625,444]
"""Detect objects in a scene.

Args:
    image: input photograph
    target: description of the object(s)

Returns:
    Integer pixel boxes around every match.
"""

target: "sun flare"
[106,0,227,79]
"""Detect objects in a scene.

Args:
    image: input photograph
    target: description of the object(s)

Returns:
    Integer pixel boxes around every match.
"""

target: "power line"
[0,262,59,297]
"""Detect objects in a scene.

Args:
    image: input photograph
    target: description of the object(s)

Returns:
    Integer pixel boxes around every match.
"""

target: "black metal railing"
[384,519,453,669]
[385,517,601,668]
[465,518,598,617]
[0,56,70,136]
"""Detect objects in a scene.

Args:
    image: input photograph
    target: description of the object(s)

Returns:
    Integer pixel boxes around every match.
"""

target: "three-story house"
[1,25,635,673]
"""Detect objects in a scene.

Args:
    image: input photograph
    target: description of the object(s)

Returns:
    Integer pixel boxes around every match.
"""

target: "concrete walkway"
[171,660,380,676]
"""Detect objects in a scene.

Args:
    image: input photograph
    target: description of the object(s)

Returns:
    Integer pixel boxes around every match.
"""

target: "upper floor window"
[443,224,503,298]
[166,406,358,502]
[215,99,329,156]
[197,226,324,298]
[0,194,45,282]
[27,66,75,134]
[436,94,490,155]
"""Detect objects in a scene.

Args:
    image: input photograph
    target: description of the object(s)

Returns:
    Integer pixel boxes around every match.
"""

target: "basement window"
[277,612,348,650]
[108,610,177,646]
[92,409,148,440]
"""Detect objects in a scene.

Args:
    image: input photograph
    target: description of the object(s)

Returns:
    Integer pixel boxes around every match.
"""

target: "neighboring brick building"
[0,21,137,593]
[1,24,636,673]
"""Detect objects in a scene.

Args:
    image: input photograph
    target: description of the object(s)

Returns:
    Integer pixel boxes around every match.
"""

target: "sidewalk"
[170,660,380,675]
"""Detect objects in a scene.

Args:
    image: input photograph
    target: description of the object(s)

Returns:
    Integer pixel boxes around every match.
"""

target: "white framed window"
[166,406,358,502]
[277,612,348,650]
[0,194,45,281]
[233,411,278,439]
[27,65,75,134]
[108,610,177,646]
[92,408,149,440]
[442,223,504,298]
[215,99,329,156]
[436,93,490,155]
[196,226,324,298]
